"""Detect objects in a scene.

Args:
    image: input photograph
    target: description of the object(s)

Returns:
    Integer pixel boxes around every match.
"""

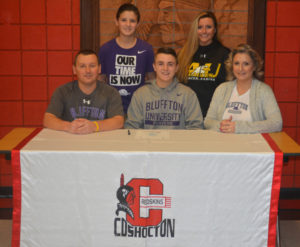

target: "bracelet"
[93,121,99,132]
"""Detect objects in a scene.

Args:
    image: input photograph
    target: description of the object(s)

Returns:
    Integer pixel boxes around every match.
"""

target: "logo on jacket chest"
[188,62,221,80]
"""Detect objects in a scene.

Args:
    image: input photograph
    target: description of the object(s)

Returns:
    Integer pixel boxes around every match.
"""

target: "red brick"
[275,53,299,77]
[280,175,293,187]
[265,27,275,52]
[298,104,300,126]
[0,25,20,49]
[294,176,300,187]
[0,175,12,186]
[0,102,23,125]
[47,25,72,50]
[0,51,21,75]
[266,1,276,26]
[23,77,47,100]
[282,156,295,175]
[0,76,22,100]
[274,78,298,102]
[0,127,14,139]
[48,52,73,75]
[264,77,274,89]
[264,53,275,77]
[276,27,300,52]
[48,76,73,99]
[282,127,297,141]
[72,0,80,24]
[0,198,12,208]
[22,25,46,50]
[279,200,300,209]
[0,0,20,24]
[23,101,48,126]
[0,154,11,167]
[295,157,300,175]
[47,0,71,24]
[21,0,45,24]
[277,2,300,26]
[73,25,80,50]
[0,158,12,174]
[279,103,297,127]
[22,51,47,76]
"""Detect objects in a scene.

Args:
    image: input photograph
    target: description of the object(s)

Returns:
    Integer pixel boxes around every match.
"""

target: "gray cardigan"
[204,79,282,133]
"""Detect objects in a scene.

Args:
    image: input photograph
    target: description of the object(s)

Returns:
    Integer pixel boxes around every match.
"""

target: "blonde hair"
[177,11,218,83]
[225,44,264,81]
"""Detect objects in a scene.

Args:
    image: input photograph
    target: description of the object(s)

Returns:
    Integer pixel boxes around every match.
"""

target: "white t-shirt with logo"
[222,86,252,122]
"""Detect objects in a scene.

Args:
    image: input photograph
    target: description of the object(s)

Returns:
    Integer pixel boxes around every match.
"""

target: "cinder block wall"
[0,0,80,190]
[265,0,300,188]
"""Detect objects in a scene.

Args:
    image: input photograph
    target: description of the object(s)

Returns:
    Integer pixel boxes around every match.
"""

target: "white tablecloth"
[12,129,282,247]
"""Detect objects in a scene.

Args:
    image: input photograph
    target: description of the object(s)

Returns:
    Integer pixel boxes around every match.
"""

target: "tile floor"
[0,220,299,246]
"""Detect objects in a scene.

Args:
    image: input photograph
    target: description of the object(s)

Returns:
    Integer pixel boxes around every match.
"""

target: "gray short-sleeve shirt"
[46,80,124,121]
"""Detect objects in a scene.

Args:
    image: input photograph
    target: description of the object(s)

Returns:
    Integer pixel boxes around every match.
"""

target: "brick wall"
[265,0,300,188]
[0,0,80,189]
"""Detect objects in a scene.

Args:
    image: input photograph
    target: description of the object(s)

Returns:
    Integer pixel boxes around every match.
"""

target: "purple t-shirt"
[98,38,154,113]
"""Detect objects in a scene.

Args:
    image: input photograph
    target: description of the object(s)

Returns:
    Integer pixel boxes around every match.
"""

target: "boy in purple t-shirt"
[98,3,155,113]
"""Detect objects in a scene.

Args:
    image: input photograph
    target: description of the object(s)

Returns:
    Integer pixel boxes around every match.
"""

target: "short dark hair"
[116,3,140,23]
[155,47,178,64]
[73,50,99,66]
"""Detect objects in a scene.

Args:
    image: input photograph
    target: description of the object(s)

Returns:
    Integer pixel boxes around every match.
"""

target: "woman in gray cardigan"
[204,44,282,134]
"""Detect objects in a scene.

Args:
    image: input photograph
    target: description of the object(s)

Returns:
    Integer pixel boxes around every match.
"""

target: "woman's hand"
[220,116,236,133]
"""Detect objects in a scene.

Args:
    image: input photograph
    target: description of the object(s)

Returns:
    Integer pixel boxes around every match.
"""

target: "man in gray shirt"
[44,50,124,134]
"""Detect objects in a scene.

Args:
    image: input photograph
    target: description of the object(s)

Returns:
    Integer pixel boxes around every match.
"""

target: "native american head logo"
[115,174,136,219]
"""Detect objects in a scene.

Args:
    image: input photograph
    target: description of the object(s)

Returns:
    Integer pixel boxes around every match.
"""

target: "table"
[2,127,299,157]
[0,128,37,202]
[269,132,300,158]
[0,128,36,158]
[8,128,287,247]
[2,127,299,156]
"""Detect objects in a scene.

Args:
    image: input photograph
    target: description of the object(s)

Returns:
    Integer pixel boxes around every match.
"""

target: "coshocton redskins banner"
[11,129,282,247]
